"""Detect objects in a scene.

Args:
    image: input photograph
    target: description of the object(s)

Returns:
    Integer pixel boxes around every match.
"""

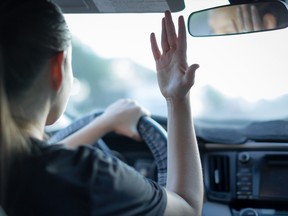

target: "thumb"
[185,64,200,87]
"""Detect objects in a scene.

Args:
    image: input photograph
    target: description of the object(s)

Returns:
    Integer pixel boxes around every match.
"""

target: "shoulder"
[8,140,167,216]
[27,139,125,187]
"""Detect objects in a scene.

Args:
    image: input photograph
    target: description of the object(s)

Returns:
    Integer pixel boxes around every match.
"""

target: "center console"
[202,148,288,216]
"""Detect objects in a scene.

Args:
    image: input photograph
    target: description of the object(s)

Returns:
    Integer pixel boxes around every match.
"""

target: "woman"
[0,0,203,215]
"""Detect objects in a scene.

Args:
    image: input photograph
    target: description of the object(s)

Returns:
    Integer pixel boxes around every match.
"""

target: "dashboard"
[201,142,288,216]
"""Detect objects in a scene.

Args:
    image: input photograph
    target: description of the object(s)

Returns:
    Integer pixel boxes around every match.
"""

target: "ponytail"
[0,42,30,206]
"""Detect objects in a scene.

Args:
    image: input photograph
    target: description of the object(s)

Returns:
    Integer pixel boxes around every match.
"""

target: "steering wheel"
[48,112,167,187]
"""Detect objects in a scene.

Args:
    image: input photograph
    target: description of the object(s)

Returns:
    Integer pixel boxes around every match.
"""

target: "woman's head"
[1,0,73,125]
[0,0,72,204]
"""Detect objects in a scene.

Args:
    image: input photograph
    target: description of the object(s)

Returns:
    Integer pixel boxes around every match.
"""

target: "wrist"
[166,94,191,108]
[91,114,114,134]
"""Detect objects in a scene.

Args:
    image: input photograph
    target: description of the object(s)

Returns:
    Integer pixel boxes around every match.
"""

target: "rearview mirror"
[188,1,288,37]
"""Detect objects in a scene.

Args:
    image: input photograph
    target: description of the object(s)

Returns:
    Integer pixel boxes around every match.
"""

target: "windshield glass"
[62,0,288,123]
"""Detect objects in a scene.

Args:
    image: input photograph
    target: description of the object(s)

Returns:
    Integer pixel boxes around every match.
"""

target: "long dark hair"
[0,0,71,206]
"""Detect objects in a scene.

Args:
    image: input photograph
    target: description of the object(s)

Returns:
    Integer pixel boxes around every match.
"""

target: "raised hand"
[150,11,199,101]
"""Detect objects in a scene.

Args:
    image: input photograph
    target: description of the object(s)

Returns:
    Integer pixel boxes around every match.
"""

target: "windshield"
[62,0,288,124]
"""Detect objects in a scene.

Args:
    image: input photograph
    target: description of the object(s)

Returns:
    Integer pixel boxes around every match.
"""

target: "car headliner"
[53,0,185,13]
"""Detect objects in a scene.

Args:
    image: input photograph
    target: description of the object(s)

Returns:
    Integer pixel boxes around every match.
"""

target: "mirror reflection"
[188,1,288,37]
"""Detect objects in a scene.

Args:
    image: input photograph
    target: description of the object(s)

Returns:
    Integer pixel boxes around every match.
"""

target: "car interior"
[9,0,287,215]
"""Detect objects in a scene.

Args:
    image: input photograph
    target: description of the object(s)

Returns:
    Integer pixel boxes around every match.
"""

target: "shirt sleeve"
[19,144,167,216]
[89,148,167,216]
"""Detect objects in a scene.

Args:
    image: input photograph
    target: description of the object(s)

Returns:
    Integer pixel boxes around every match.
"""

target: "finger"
[161,17,170,53]
[150,33,161,60]
[178,15,187,54]
[141,107,151,117]
[164,10,177,49]
[131,132,142,142]
[251,5,262,30]
[241,5,253,31]
[236,7,244,32]
[231,19,239,33]
[127,98,136,104]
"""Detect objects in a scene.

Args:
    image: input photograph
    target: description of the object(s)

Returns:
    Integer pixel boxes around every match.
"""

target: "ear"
[263,13,277,30]
[50,51,65,92]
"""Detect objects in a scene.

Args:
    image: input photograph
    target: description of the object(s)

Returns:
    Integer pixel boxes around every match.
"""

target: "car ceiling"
[53,0,288,14]
[52,0,185,13]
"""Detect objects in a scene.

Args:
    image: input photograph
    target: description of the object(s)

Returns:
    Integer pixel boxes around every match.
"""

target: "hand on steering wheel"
[48,112,168,187]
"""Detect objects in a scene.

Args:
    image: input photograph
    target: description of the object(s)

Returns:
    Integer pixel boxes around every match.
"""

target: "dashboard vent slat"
[208,155,230,192]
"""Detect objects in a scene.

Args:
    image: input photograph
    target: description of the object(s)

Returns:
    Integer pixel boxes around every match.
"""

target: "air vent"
[208,155,230,192]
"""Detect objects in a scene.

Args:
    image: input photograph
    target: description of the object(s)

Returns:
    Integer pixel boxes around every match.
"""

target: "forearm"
[59,115,112,148]
[165,97,204,214]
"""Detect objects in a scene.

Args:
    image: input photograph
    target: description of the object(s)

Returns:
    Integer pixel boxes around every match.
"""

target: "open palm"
[150,11,199,101]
